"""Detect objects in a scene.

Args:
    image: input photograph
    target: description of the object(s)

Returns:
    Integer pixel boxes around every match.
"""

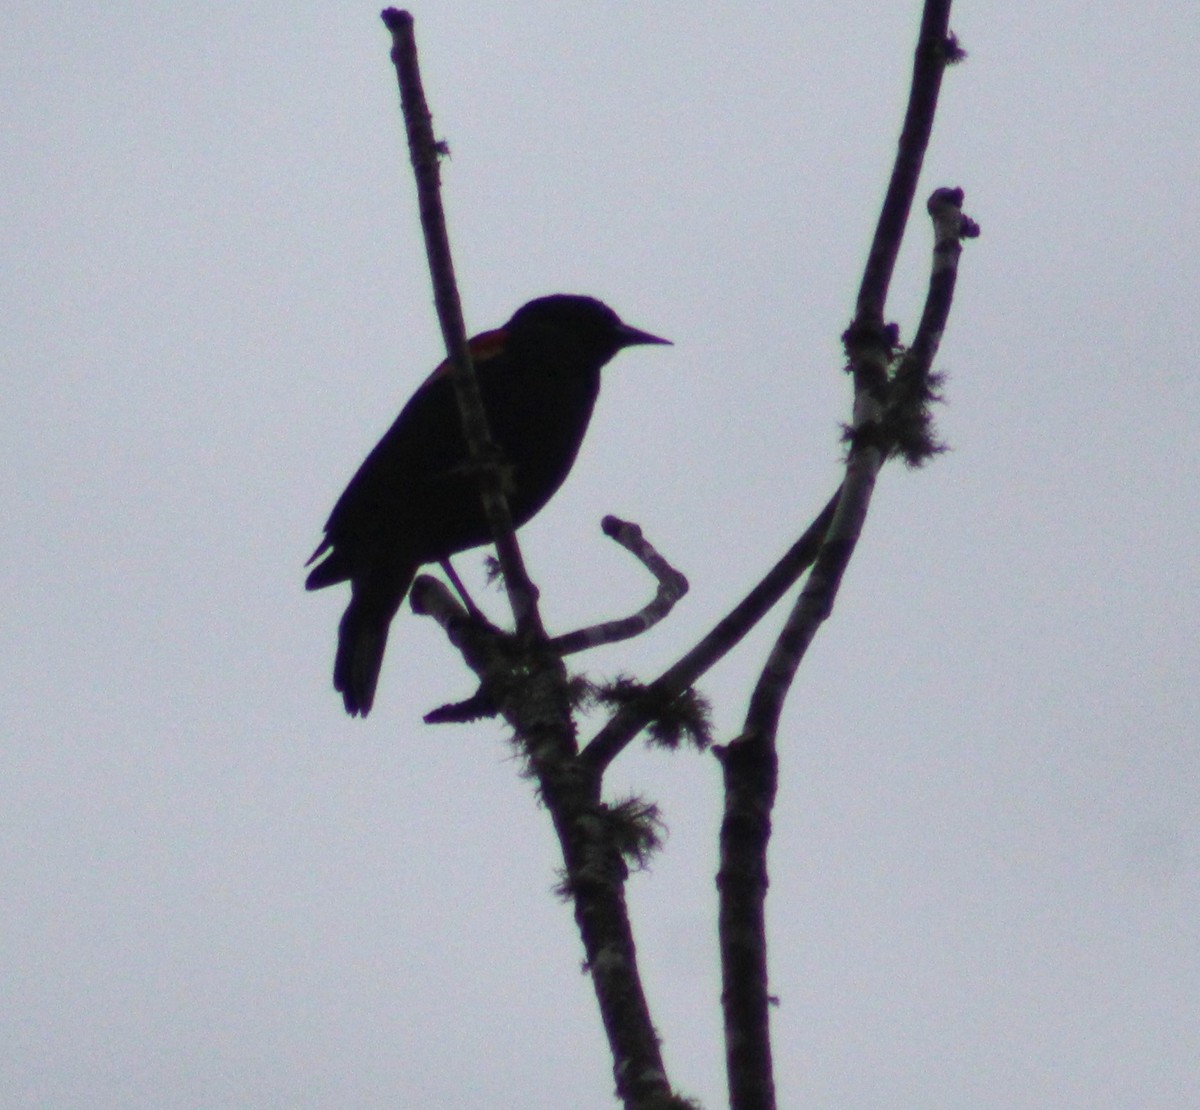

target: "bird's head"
[507,294,671,364]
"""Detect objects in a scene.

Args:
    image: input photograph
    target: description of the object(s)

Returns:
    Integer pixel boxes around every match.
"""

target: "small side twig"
[410,575,507,723]
[885,186,980,466]
[410,576,506,673]
[550,516,689,656]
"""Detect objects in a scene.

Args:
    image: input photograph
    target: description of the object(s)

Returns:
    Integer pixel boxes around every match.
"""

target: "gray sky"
[4,2,1198,1107]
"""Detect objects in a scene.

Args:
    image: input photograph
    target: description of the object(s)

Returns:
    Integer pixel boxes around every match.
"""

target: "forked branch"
[718,3,973,1108]
[581,488,841,775]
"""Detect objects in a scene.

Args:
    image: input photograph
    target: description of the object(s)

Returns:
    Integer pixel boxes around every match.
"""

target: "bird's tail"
[333,566,416,717]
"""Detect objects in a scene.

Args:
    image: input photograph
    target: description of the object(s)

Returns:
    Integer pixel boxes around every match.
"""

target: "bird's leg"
[439,558,486,621]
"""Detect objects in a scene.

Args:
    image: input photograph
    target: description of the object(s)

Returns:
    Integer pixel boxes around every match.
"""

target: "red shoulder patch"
[421,327,508,387]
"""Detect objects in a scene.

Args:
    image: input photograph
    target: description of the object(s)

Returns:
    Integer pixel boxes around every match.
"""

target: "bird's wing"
[319,330,512,536]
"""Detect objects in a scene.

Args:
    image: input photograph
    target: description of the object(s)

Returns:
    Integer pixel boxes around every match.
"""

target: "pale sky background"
[3,2,1198,1108]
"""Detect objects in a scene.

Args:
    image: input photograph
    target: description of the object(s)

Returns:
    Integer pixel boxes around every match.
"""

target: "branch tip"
[379,8,411,33]
[927,186,980,241]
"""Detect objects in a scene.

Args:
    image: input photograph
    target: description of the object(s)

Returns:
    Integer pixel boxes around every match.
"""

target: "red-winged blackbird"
[306,294,671,716]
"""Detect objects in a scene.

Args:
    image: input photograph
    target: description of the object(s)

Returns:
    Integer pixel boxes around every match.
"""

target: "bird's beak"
[616,323,672,348]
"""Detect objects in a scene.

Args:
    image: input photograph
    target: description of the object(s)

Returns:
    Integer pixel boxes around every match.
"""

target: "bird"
[306,294,671,717]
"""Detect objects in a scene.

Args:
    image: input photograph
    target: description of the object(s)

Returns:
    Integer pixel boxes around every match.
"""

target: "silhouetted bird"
[306,294,671,716]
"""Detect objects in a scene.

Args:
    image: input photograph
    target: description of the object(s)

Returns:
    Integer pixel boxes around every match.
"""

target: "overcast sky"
[4,2,1198,1107]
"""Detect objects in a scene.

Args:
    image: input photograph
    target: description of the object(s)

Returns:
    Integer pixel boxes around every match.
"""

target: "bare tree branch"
[380,8,975,1110]
[382,9,544,641]
[884,187,980,466]
[409,581,680,1108]
[856,0,963,326]
[550,516,689,656]
[907,187,980,373]
[383,13,682,1106]
[717,4,968,1107]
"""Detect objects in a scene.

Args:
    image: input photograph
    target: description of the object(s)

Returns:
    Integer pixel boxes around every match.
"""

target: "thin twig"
[907,187,980,371]
[550,516,689,656]
[382,9,544,641]
[856,0,959,325]
[885,187,980,465]
[412,576,505,724]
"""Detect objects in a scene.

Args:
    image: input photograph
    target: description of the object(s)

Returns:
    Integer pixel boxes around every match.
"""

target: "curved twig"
[550,516,689,656]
